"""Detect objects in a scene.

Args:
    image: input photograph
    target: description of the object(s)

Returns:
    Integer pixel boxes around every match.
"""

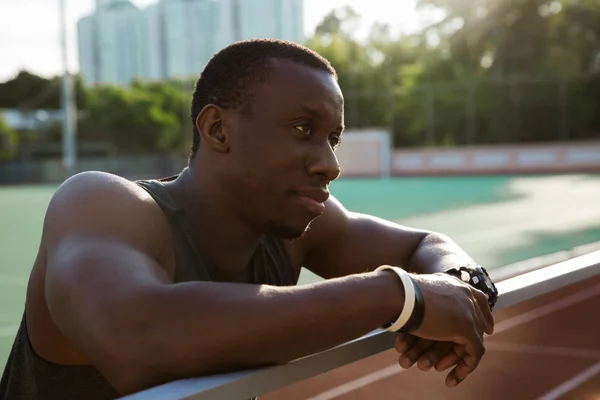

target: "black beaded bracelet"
[445,264,499,311]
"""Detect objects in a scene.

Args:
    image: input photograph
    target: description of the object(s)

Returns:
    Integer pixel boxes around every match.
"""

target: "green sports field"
[2,173,600,371]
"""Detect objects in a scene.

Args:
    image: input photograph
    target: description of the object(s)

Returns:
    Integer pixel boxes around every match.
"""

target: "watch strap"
[375,265,425,333]
[446,264,498,310]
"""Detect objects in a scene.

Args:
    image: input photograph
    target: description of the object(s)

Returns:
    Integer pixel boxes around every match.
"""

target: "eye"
[294,124,312,136]
[329,135,342,149]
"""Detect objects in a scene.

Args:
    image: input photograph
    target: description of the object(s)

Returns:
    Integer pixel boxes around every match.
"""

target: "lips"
[294,189,330,204]
[293,189,329,215]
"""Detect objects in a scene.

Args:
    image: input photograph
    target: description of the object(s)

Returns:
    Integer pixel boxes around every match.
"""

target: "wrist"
[372,269,405,324]
[445,264,498,310]
[375,266,425,333]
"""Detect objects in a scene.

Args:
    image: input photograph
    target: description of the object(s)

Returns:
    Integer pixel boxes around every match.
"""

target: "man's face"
[225,59,344,239]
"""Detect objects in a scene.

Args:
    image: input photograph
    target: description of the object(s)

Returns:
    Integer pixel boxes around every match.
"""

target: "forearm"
[406,233,475,274]
[112,271,405,393]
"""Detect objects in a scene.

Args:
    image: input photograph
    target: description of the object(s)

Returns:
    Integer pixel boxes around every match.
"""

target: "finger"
[435,344,465,372]
[447,332,485,386]
[418,341,455,371]
[398,338,435,369]
[471,295,487,337]
[446,365,464,388]
[472,289,495,335]
[394,333,416,354]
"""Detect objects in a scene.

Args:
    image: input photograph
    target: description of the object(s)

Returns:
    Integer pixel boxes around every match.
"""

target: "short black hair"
[189,38,337,159]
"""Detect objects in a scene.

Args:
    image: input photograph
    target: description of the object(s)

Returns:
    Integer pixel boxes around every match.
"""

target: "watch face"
[482,275,495,290]
[469,266,498,304]
[460,270,472,283]
[446,265,498,308]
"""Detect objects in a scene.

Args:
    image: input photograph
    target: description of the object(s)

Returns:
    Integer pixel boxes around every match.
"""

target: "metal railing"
[122,250,600,400]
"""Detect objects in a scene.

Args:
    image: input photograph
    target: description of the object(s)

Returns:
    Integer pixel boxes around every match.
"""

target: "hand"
[405,273,495,387]
[395,334,458,372]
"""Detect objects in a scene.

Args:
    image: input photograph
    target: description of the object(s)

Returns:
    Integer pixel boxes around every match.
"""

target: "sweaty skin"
[25,59,493,395]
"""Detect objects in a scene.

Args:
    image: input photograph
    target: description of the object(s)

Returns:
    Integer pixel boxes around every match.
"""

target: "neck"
[163,166,263,278]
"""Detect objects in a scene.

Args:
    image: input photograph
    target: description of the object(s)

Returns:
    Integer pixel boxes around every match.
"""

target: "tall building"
[159,0,304,80]
[236,0,304,43]
[145,3,166,80]
[95,0,116,7]
[77,0,305,85]
[77,15,98,85]
[77,0,149,85]
[160,0,236,80]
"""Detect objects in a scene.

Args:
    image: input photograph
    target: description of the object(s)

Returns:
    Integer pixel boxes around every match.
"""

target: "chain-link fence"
[344,74,600,148]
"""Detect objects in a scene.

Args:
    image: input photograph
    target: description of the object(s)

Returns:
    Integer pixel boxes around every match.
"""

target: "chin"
[267,219,313,241]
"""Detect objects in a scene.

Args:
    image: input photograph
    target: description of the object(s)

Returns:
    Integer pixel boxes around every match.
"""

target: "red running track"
[263,274,600,400]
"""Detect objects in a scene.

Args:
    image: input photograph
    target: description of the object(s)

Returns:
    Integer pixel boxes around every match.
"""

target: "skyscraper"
[160,0,304,80]
[77,0,148,85]
[77,0,305,84]
[145,3,166,80]
[95,0,117,7]
[160,0,235,79]
[236,0,303,43]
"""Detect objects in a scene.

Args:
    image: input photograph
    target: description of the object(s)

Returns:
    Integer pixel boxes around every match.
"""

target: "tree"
[0,115,18,160]
[416,0,600,77]
[314,6,361,38]
[78,81,188,153]
[0,71,86,110]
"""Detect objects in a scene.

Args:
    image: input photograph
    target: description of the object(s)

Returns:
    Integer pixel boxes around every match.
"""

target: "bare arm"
[407,233,476,273]
[43,172,407,394]
[298,196,475,278]
[295,196,489,387]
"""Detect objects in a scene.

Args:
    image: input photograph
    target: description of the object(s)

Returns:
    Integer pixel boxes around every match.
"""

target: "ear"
[196,104,230,153]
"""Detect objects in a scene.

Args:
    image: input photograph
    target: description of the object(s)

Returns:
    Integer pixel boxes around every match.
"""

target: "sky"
[0,0,441,81]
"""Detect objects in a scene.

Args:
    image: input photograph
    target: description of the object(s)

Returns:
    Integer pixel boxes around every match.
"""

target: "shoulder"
[46,171,159,220]
[42,171,170,259]
[52,170,150,197]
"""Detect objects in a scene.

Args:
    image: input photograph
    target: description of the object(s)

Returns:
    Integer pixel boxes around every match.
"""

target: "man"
[0,39,496,399]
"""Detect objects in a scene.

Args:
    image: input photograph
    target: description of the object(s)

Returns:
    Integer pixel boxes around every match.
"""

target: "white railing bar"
[121,250,600,400]
[494,249,600,309]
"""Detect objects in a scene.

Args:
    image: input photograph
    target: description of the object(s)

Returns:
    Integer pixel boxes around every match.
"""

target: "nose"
[307,142,341,182]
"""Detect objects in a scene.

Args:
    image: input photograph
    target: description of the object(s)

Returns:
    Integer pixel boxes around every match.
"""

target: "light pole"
[58,0,77,176]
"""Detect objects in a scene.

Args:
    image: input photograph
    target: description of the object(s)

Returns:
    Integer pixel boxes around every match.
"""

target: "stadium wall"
[1,136,600,184]
[391,141,600,176]
[0,154,187,184]
[335,129,600,177]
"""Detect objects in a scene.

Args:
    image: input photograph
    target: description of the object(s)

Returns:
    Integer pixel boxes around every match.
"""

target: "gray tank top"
[0,177,297,399]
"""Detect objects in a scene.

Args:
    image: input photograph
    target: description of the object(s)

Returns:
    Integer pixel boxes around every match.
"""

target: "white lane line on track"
[304,284,600,400]
[535,361,600,400]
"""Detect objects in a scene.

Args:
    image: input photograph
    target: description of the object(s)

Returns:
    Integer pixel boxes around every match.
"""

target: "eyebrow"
[300,105,323,118]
